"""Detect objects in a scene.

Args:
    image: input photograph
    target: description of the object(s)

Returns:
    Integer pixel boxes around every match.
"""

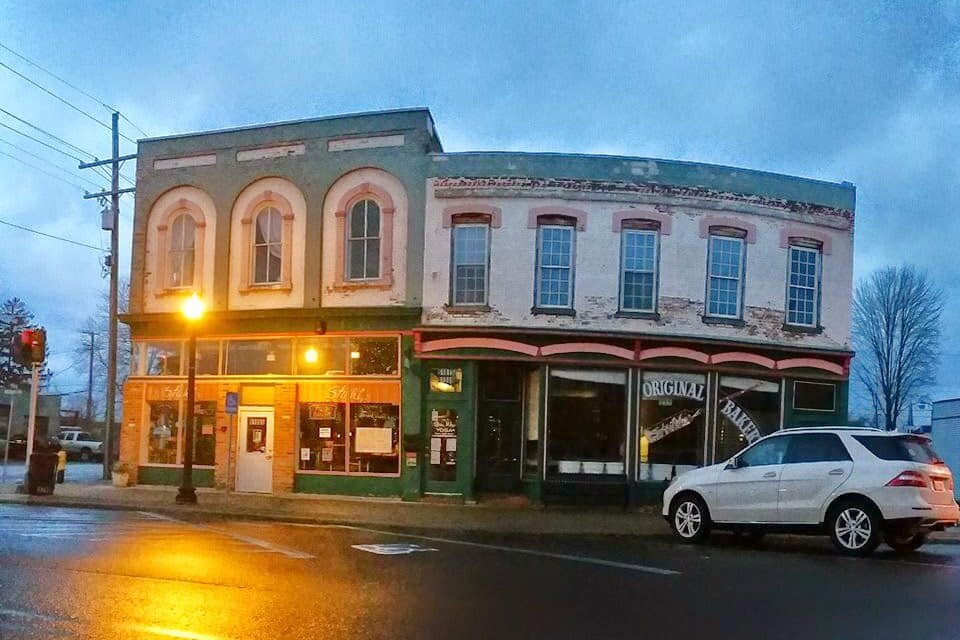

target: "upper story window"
[167,214,196,289]
[347,199,381,280]
[451,221,490,306]
[620,224,659,313]
[707,230,746,319]
[786,243,821,327]
[253,207,283,284]
[535,220,575,310]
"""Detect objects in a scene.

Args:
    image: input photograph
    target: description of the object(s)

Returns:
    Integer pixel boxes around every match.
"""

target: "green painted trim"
[138,466,214,488]
[294,474,400,497]
[783,379,849,427]
[401,334,424,501]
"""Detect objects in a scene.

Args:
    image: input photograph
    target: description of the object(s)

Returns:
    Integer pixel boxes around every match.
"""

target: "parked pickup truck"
[58,430,103,462]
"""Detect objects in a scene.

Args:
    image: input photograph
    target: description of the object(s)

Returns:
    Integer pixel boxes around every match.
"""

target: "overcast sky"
[0,0,958,413]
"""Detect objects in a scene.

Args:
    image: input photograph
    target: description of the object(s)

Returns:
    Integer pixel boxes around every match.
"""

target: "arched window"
[253,207,283,284]
[167,213,196,288]
[347,199,381,280]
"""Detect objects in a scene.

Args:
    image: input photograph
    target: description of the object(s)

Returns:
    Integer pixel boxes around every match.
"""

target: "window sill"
[702,315,746,327]
[782,323,823,335]
[615,310,660,321]
[531,306,576,317]
[444,304,491,314]
[239,282,293,294]
[154,287,202,298]
[331,277,393,292]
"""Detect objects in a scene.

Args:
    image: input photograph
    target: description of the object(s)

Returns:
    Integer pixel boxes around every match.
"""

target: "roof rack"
[782,425,884,432]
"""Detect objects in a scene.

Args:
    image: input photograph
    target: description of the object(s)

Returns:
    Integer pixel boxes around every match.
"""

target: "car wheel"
[80,448,92,462]
[829,500,881,557]
[885,532,927,553]
[670,494,711,544]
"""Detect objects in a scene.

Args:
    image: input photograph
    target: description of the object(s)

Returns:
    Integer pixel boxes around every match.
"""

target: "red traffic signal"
[11,328,45,366]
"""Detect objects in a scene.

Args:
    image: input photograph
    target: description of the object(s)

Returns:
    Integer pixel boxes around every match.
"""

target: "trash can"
[26,452,58,495]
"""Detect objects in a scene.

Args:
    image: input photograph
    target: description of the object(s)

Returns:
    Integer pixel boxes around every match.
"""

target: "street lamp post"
[176,293,204,505]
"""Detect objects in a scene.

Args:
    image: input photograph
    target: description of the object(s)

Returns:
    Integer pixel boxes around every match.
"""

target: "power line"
[0,61,135,142]
[0,217,104,251]
[0,106,98,159]
[0,119,85,162]
[0,40,150,138]
[0,149,89,192]
[0,136,105,189]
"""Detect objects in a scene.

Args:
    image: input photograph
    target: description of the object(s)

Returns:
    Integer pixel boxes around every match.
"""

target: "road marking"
[352,543,438,555]
[140,512,314,559]
[274,523,679,575]
[0,607,66,622]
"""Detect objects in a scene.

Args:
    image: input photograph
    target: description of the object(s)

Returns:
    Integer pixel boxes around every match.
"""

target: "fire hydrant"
[56,449,66,484]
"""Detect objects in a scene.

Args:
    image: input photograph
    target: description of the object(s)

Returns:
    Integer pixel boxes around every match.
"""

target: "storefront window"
[297,399,399,475]
[147,401,179,464]
[141,341,182,376]
[546,368,627,477]
[192,401,217,466]
[715,377,781,463]
[349,337,399,376]
[298,403,347,471]
[639,372,706,481]
[225,339,292,375]
[297,338,349,376]
[196,340,220,376]
[351,403,400,473]
[429,368,462,393]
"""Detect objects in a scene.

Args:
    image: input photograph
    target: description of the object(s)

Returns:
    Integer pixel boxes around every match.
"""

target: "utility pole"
[84,331,96,429]
[80,113,135,480]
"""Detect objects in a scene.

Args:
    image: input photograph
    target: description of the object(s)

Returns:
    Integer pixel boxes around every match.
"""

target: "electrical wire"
[0,137,105,189]
[0,106,97,159]
[0,149,90,192]
[0,40,150,138]
[0,217,105,251]
[0,120,85,162]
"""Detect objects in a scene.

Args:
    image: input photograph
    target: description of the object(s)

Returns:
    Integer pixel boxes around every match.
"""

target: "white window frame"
[252,207,284,285]
[346,199,381,281]
[535,224,575,309]
[167,214,196,289]
[786,244,821,328]
[706,234,745,319]
[619,228,659,313]
[451,223,490,306]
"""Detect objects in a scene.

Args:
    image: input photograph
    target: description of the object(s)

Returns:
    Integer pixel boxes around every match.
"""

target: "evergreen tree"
[0,297,36,390]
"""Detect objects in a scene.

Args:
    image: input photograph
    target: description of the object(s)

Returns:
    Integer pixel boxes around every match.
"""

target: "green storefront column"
[783,378,849,427]
[401,335,424,501]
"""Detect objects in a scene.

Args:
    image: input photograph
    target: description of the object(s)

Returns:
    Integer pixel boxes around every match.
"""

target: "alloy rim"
[835,507,871,549]
[675,501,702,538]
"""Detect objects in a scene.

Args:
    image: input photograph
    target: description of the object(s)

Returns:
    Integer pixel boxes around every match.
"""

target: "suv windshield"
[853,435,943,464]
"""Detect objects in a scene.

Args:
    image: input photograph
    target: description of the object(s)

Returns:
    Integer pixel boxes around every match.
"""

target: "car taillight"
[886,470,928,488]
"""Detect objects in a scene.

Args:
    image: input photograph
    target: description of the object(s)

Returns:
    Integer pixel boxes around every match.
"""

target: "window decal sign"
[642,375,763,444]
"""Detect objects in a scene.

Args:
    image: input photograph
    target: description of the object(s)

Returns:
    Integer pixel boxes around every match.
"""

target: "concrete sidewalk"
[0,481,669,536]
[2,481,958,543]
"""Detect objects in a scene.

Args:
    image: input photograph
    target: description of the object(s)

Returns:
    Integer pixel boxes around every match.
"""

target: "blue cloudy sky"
[0,0,958,411]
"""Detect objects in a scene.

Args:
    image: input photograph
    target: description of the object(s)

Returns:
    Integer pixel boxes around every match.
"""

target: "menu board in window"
[429,408,458,481]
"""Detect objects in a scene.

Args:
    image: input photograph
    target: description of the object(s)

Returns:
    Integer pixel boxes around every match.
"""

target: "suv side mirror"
[725,457,740,470]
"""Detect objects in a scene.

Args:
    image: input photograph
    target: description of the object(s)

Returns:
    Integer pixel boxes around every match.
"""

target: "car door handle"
[762,471,777,478]
[828,469,845,476]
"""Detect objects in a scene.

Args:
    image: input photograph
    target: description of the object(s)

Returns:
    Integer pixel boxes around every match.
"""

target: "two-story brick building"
[119,108,855,505]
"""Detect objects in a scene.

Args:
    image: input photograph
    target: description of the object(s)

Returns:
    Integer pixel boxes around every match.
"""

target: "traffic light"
[11,329,45,366]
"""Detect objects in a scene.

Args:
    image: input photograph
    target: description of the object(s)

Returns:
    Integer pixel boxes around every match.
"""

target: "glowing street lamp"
[177,293,205,505]
[303,347,319,365]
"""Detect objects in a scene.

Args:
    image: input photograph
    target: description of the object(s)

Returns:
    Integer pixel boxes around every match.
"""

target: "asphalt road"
[1,505,959,640]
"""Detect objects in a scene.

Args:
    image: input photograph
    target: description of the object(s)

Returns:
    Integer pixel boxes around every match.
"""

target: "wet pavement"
[0,503,959,639]
[0,461,104,486]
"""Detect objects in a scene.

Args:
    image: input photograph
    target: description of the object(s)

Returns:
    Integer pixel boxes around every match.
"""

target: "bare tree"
[852,266,943,430]
[72,280,131,421]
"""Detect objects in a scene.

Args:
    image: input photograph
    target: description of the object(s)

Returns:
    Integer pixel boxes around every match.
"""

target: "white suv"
[662,427,959,556]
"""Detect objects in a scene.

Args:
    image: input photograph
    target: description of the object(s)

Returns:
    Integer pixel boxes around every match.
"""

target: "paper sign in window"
[354,427,393,454]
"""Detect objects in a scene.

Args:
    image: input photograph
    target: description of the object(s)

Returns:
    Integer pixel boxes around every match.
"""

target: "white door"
[712,435,791,523]
[236,409,274,493]
[777,433,853,523]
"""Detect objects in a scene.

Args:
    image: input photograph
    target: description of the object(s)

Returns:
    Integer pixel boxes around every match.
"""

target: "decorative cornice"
[433,176,854,226]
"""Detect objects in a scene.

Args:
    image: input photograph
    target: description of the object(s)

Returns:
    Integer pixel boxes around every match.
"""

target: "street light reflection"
[128,624,229,640]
